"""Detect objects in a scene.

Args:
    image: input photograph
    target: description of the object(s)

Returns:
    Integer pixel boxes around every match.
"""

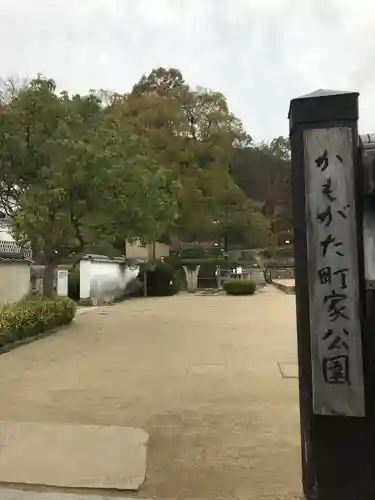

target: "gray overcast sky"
[1,0,374,142]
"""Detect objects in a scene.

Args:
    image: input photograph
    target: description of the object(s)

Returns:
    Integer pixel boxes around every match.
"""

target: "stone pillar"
[289,89,373,499]
[79,259,91,300]
[183,265,200,293]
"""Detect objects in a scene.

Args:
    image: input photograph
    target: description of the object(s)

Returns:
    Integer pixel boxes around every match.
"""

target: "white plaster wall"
[80,260,139,300]
[0,263,30,303]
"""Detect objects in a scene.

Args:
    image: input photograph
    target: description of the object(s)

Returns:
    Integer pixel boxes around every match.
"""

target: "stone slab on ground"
[0,489,152,500]
[0,422,148,491]
[272,279,295,294]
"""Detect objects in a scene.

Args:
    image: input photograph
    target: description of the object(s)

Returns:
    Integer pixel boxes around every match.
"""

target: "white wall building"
[0,214,31,303]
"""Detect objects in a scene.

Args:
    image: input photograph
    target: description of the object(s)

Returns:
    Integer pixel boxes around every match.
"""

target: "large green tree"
[0,76,175,295]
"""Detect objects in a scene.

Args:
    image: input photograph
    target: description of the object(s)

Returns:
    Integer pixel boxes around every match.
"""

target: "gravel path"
[0,287,301,500]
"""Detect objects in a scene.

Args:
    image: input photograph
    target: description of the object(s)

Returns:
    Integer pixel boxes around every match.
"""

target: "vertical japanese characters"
[304,127,365,416]
[315,150,351,386]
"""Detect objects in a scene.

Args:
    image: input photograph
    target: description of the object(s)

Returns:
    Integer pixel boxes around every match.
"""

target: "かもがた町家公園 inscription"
[304,127,365,416]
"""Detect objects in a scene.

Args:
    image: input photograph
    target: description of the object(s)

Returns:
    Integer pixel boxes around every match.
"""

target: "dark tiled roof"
[0,253,30,264]
[82,254,127,264]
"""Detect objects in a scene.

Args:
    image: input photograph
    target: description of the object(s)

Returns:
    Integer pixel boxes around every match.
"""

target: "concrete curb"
[272,282,295,295]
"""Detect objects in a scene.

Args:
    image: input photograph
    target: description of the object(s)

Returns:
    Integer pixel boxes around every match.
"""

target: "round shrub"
[223,279,256,296]
[0,296,76,348]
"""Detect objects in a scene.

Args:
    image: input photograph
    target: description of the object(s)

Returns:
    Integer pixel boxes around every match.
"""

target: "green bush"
[223,279,256,296]
[0,296,76,348]
[68,268,80,301]
[142,263,180,296]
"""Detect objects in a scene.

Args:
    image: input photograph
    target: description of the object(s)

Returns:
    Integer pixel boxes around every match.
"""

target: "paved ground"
[0,287,301,500]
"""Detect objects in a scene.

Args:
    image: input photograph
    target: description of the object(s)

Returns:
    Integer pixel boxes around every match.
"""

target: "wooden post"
[289,90,375,499]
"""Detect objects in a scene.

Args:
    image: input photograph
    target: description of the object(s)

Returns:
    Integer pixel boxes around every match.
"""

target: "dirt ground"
[0,287,301,500]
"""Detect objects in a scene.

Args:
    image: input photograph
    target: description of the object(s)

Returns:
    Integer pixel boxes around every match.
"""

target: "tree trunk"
[31,243,43,264]
[43,262,57,297]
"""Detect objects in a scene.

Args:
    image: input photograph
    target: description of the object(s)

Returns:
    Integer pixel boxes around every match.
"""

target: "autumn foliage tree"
[122,67,268,248]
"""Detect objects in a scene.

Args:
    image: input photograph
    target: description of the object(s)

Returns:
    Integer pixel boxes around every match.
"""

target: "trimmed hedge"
[0,295,76,348]
[223,279,256,296]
